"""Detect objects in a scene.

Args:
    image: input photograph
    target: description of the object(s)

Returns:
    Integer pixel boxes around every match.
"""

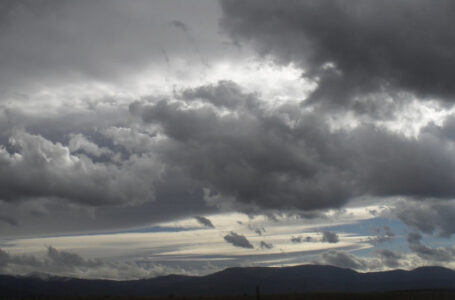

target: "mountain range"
[1,265,455,298]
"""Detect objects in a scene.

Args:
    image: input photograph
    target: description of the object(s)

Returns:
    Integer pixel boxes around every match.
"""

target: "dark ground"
[3,291,455,300]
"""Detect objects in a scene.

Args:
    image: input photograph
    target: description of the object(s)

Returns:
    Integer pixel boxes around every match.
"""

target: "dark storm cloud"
[320,231,339,243]
[224,231,254,249]
[3,77,455,233]
[220,0,455,106]
[131,81,455,212]
[131,83,354,211]
[194,216,215,228]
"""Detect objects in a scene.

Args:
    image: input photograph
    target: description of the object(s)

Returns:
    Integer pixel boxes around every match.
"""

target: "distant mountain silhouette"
[1,265,455,297]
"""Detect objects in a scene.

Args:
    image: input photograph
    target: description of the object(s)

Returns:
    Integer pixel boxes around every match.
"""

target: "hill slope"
[1,265,455,297]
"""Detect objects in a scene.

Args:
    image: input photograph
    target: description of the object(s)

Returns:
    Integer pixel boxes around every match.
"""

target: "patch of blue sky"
[419,233,455,247]
[323,217,406,237]
[117,225,202,234]
[322,217,411,255]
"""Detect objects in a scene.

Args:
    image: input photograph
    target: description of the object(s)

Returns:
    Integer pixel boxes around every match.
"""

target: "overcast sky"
[2,0,455,280]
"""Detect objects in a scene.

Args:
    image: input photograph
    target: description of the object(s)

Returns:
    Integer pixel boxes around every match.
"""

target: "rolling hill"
[1,265,455,298]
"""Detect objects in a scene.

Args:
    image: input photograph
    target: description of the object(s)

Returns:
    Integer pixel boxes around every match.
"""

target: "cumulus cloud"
[46,246,103,271]
[0,246,189,280]
[129,81,455,215]
[318,249,410,271]
[220,0,455,107]
[101,127,157,154]
[317,246,455,272]
[68,133,112,157]
[130,83,354,211]
[320,231,339,243]
[0,130,160,206]
[194,216,215,228]
[319,250,370,271]
[224,231,254,249]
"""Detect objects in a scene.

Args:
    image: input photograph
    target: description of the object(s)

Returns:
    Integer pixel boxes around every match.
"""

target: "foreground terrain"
[1,265,455,298]
[3,292,455,300]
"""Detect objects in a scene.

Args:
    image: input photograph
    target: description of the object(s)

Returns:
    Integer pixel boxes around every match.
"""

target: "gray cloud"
[46,246,103,271]
[319,250,369,271]
[0,246,191,280]
[0,216,18,227]
[318,249,408,271]
[395,200,455,237]
[68,133,112,158]
[320,231,339,243]
[181,80,255,110]
[194,216,215,228]
[0,248,8,268]
[375,249,403,269]
[4,1,455,269]
[318,246,455,272]
[170,20,189,32]
[130,84,353,211]
[407,232,455,262]
[0,130,160,206]
[2,78,455,239]
[130,81,455,213]
[248,224,265,236]
[0,246,102,274]
[220,0,455,107]
[0,0,223,93]
[291,236,302,243]
[291,236,313,243]
[259,241,273,249]
[367,226,395,244]
[224,231,254,249]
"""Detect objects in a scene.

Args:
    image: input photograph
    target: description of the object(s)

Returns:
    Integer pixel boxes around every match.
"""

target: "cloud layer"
[220,0,455,106]
[2,0,455,279]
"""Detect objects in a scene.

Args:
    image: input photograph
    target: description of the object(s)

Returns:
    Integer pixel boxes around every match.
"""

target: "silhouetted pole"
[256,284,260,300]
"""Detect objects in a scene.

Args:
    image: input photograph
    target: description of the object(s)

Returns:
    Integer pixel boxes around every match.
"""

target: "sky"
[2,0,455,280]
